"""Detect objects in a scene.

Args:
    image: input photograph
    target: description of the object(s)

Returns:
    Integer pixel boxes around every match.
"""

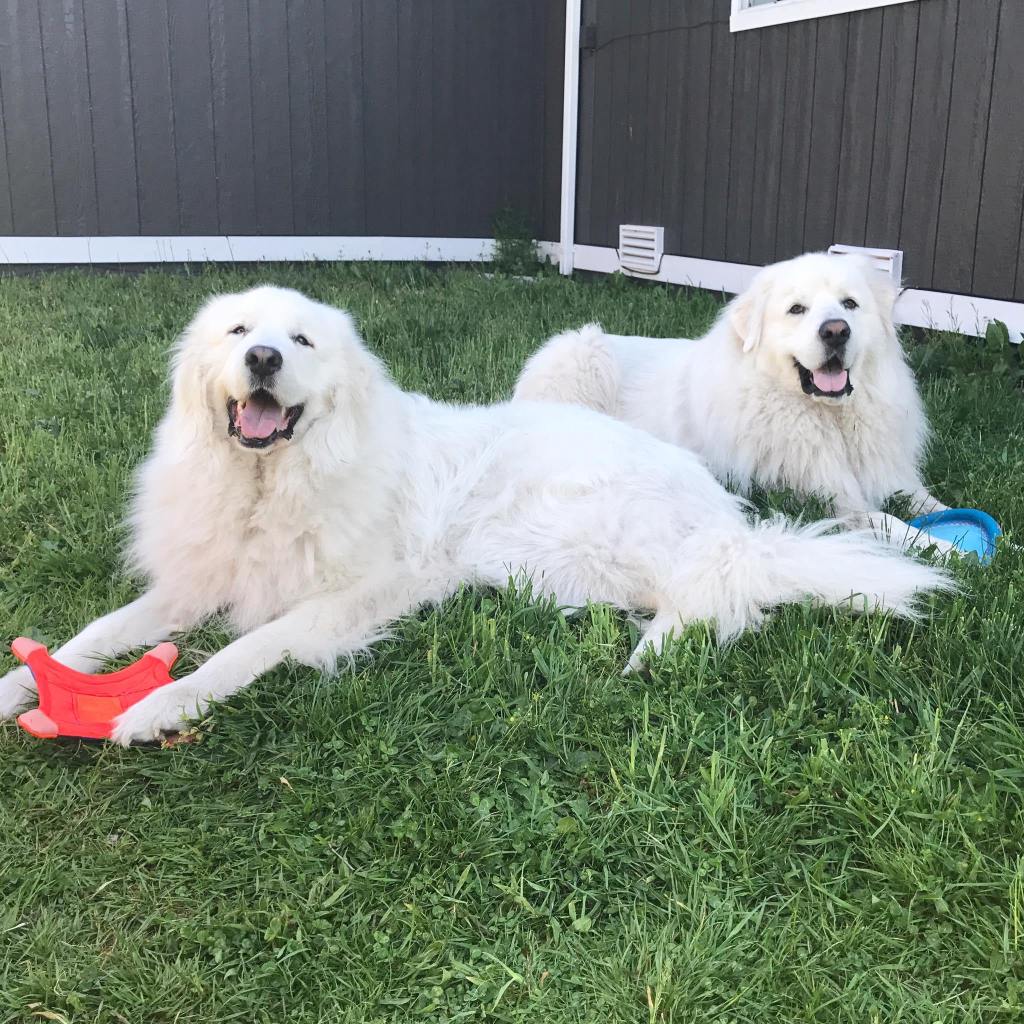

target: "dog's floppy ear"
[861,258,899,320]
[169,293,239,428]
[169,321,216,430]
[316,309,389,466]
[728,274,769,354]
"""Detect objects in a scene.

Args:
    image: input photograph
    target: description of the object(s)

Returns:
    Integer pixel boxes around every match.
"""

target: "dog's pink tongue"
[238,398,287,439]
[811,367,849,393]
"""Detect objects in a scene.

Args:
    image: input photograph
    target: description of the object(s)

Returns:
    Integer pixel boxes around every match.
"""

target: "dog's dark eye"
[229,324,247,335]
[293,334,313,348]
[788,304,807,316]
[842,297,859,310]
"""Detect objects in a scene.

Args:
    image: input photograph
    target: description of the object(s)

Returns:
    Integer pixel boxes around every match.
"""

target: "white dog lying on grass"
[514,253,948,534]
[0,287,950,744]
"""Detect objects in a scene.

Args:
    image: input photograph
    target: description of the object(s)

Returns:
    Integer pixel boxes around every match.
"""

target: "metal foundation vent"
[618,224,664,275]
[828,244,904,285]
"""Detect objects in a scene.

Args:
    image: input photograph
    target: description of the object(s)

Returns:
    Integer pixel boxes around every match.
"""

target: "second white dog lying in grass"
[0,286,950,744]
[515,253,947,526]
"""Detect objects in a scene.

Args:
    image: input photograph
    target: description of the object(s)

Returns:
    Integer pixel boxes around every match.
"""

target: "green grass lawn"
[1,263,1024,1023]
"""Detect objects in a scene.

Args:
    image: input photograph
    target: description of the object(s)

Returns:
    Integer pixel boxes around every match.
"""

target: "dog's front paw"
[111,682,207,746]
[0,666,37,719]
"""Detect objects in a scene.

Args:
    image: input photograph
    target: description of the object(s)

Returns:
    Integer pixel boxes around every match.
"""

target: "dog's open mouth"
[796,357,853,399]
[227,391,304,448]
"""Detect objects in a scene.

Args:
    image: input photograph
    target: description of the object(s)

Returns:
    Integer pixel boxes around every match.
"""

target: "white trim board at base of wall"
[571,244,1024,342]
[0,236,563,265]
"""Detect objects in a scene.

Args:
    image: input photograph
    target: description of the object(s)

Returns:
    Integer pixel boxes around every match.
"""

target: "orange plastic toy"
[11,637,178,740]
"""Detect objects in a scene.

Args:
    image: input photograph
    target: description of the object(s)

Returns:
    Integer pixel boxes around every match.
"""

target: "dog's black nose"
[818,319,851,349]
[245,345,283,378]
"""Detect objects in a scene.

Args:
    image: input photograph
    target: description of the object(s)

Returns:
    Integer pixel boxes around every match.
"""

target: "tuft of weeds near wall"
[492,207,542,277]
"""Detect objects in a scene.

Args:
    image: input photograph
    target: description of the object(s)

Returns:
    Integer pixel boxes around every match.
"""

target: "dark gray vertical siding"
[469,2,502,233]
[38,0,98,234]
[0,74,13,233]
[676,1,713,258]
[248,0,293,234]
[287,0,329,235]
[456,1,490,234]
[1,0,56,233]
[324,0,366,235]
[430,0,459,239]
[126,0,179,234]
[896,0,958,287]
[723,26,759,264]
[932,0,999,294]
[0,0,559,241]
[773,18,815,259]
[801,14,846,253]
[604,3,634,246]
[639,0,669,230]
[974,1,1024,300]
[864,2,918,253]
[577,0,1024,300]
[584,0,614,247]
[701,14,734,261]
[167,0,218,233]
[540,0,564,243]
[84,0,140,233]
[397,0,434,236]
[503,2,545,227]
[747,24,786,266]
[524,0,548,237]
[573,1,597,245]
[209,0,257,236]
[833,10,883,250]
[622,2,651,227]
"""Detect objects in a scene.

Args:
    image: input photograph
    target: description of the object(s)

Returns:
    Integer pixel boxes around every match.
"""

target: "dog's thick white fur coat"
[0,287,949,743]
[514,253,945,519]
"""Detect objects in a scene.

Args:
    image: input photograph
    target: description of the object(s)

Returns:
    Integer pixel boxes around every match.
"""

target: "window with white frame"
[731,0,919,33]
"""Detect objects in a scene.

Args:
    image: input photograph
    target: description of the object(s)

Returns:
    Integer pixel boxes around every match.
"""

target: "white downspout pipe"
[558,0,582,275]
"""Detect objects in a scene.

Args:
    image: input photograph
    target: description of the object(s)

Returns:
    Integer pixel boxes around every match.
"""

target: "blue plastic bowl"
[905,508,1002,565]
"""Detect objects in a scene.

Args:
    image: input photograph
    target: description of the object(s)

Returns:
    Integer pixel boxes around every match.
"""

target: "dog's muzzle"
[795,356,854,399]
[227,391,304,449]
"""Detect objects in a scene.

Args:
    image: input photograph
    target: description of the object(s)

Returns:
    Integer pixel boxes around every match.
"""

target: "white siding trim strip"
[574,244,760,295]
[572,244,1024,342]
[0,236,514,265]
[893,289,1024,344]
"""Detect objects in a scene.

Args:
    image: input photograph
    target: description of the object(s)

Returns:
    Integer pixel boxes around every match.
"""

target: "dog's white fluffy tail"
[632,518,953,667]
[513,323,619,414]
[705,518,954,639]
